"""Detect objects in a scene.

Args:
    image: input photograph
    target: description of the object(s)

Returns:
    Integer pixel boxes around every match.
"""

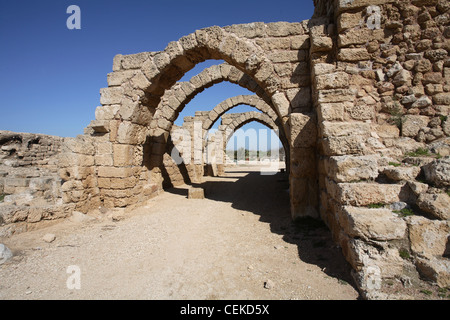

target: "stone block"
[271,92,290,117]
[317,89,355,103]
[315,72,350,90]
[320,135,366,156]
[423,158,450,188]
[320,121,370,138]
[382,166,421,182]
[100,87,124,105]
[290,148,316,178]
[95,154,113,166]
[337,11,364,32]
[89,120,110,133]
[311,36,333,53]
[338,29,371,47]
[326,155,380,183]
[113,144,134,167]
[433,92,450,105]
[415,257,450,288]
[312,63,336,77]
[338,206,407,241]
[107,70,138,87]
[417,193,450,220]
[188,187,204,199]
[326,180,410,206]
[98,167,134,178]
[317,102,348,122]
[116,122,145,145]
[290,177,319,220]
[407,216,450,259]
[338,48,370,62]
[289,113,317,148]
[402,115,429,138]
[120,52,151,70]
[63,136,95,156]
[337,0,396,13]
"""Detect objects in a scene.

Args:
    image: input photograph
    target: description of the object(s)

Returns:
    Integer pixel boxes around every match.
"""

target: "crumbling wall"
[313,0,450,299]
[0,131,74,236]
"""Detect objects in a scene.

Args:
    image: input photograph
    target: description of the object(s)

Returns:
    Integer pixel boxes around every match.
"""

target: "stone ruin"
[1,0,449,299]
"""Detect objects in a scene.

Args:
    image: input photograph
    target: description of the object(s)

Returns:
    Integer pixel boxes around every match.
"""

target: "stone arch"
[204,111,287,175]
[197,95,290,176]
[222,112,280,144]
[78,20,314,224]
[222,112,288,160]
[151,63,277,136]
[201,94,279,131]
[104,26,289,136]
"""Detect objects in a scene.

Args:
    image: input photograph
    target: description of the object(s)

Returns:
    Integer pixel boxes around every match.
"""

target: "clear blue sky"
[0,0,315,140]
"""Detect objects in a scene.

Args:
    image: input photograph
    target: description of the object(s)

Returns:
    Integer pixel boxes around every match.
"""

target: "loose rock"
[42,233,56,243]
[0,244,13,264]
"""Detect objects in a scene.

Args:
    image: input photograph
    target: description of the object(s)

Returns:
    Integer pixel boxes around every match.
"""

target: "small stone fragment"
[0,244,13,264]
[42,233,56,243]
[264,279,275,289]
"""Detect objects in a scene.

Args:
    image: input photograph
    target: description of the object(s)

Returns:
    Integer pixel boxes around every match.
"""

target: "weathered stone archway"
[203,111,287,176]
[52,0,450,299]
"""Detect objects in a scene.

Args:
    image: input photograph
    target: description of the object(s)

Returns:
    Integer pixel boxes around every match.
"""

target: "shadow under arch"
[163,166,360,298]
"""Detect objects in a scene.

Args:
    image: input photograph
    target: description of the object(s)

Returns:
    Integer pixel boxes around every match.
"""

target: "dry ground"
[0,165,361,300]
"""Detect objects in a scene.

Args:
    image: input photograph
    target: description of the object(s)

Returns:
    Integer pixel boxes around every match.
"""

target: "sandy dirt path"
[0,166,360,300]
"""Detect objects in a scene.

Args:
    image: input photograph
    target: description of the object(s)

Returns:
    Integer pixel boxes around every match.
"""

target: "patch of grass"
[368,203,385,209]
[388,104,404,130]
[394,208,415,217]
[399,248,411,260]
[440,115,448,123]
[0,194,4,203]
[405,148,430,157]
[388,162,402,167]
[437,288,448,299]
[420,289,433,296]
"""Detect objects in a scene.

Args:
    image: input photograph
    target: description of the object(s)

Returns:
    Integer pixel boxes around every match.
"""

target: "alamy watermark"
[66,5,81,30]
[66,265,81,290]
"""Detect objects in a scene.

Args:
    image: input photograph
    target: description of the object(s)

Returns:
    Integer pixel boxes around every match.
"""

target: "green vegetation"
[405,148,430,157]
[440,115,448,123]
[437,288,450,299]
[399,248,411,260]
[394,208,415,217]
[420,289,433,296]
[388,103,405,130]
[388,162,401,167]
[0,194,5,203]
[368,203,385,209]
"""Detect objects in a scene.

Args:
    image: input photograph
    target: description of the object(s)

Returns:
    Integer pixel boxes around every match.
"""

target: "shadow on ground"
[165,168,361,298]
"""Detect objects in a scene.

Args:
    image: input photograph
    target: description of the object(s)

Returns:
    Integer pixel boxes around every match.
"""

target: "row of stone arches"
[78,20,314,221]
[163,109,285,186]
[48,0,450,298]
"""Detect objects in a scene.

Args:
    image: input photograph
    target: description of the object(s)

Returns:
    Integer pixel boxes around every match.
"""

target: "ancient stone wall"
[0,131,74,236]
[0,0,449,299]
[310,0,450,298]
